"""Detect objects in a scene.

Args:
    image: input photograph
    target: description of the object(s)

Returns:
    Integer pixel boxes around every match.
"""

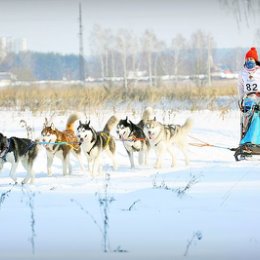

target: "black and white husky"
[143,117,193,168]
[0,133,39,184]
[77,116,118,177]
[116,107,154,168]
[117,117,150,168]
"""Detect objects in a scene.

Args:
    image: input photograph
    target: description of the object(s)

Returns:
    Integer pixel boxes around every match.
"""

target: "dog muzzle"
[147,131,155,140]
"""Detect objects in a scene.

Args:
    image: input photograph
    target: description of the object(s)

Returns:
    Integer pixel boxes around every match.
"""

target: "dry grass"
[0,80,237,112]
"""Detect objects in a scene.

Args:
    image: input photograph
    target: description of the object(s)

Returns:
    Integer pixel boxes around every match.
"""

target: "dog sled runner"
[233,92,260,161]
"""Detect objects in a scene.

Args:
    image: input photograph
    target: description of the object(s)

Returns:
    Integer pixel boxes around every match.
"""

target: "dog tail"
[181,117,193,134]
[103,115,118,133]
[66,114,79,131]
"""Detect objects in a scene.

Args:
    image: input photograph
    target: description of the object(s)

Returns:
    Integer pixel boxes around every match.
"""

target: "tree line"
[0,26,251,86]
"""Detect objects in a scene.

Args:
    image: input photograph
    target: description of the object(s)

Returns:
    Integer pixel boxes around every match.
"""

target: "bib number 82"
[246,83,258,91]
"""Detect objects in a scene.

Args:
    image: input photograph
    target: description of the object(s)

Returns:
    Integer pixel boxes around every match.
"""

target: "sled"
[233,92,260,161]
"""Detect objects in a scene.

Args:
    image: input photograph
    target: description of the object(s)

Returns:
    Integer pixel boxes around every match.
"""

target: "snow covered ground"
[0,108,259,260]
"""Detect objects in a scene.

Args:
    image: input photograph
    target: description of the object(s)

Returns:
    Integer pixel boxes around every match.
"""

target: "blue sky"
[0,0,259,54]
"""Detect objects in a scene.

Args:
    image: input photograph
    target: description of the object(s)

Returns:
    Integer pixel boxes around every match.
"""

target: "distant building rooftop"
[0,72,17,86]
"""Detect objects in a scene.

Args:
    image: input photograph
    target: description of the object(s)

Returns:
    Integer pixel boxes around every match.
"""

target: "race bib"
[243,82,258,92]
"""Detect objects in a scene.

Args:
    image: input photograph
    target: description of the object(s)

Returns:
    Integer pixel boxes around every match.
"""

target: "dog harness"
[85,132,110,155]
[125,131,146,152]
[22,140,37,154]
[0,138,36,162]
[153,124,178,147]
[86,139,98,155]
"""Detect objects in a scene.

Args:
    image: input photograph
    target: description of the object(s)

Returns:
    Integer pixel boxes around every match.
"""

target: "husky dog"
[143,117,193,168]
[77,116,118,177]
[117,117,150,168]
[0,133,39,184]
[116,107,154,169]
[41,114,84,176]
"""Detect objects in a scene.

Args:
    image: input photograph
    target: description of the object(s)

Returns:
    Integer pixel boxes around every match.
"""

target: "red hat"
[245,47,258,61]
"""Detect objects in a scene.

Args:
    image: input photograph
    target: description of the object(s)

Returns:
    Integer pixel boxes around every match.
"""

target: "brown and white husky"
[40,114,85,176]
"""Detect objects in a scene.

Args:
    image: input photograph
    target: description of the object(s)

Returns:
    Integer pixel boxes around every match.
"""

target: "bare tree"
[141,30,158,87]
[189,30,209,86]
[207,34,216,86]
[108,34,119,81]
[128,35,141,88]
[89,25,112,80]
[254,28,260,47]
[171,34,187,85]
[219,0,260,28]
[234,47,245,70]
[190,30,207,73]
[116,29,134,89]
[154,40,167,87]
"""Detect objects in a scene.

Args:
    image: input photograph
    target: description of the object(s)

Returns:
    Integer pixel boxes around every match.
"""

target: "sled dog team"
[0,107,193,184]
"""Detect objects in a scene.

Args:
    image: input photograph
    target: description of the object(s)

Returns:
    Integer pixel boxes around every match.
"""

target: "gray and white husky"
[117,117,150,168]
[0,132,39,184]
[77,115,118,177]
[143,117,193,168]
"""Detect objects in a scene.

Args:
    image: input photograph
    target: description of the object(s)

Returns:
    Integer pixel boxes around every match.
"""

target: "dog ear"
[50,123,55,130]
[86,120,90,126]
[126,116,131,124]
[44,117,48,127]
[0,133,7,144]
[1,134,7,144]
[79,120,82,126]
